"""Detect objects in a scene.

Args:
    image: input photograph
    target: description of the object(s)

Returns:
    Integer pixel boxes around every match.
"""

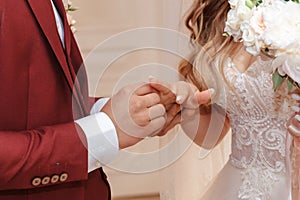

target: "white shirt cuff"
[90,98,110,115]
[75,112,119,173]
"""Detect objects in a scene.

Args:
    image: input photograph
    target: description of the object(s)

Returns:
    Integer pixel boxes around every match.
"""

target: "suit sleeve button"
[60,173,68,182]
[51,175,59,184]
[41,176,50,185]
[32,177,41,186]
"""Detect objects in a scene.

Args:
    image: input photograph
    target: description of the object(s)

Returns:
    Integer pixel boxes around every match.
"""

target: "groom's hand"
[147,79,180,136]
[101,83,167,149]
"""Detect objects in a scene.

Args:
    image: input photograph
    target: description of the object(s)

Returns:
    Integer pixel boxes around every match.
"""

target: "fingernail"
[208,88,215,96]
[296,115,300,122]
[292,106,300,112]
[292,94,300,101]
[288,125,300,136]
[148,75,157,83]
[176,95,183,102]
[148,75,156,80]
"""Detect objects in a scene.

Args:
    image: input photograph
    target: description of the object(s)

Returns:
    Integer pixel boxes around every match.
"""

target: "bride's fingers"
[292,93,300,102]
[195,88,215,105]
[179,89,214,120]
[175,81,198,106]
[287,115,300,137]
[149,77,212,107]
[292,105,300,114]
[290,93,300,137]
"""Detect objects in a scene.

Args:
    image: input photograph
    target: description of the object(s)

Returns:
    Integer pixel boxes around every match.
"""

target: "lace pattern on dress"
[218,56,294,200]
[238,166,278,200]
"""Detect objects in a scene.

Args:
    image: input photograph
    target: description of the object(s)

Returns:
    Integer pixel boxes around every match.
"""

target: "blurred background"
[69,0,231,199]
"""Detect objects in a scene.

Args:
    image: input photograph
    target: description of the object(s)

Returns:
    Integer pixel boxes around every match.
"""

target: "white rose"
[229,0,239,8]
[240,23,260,55]
[276,43,300,56]
[261,1,300,54]
[225,9,242,41]
[236,0,253,21]
[273,54,300,84]
[249,7,265,36]
[224,0,253,41]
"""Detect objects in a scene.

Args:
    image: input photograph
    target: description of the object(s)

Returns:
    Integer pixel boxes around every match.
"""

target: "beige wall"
[73,0,163,57]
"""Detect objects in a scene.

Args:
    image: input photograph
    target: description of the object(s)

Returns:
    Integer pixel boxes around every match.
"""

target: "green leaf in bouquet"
[245,0,255,9]
[286,0,300,3]
[272,71,285,90]
[245,0,262,8]
[288,78,294,91]
[256,0,263,6]
[222,32,230,37]
[67,7,78,12]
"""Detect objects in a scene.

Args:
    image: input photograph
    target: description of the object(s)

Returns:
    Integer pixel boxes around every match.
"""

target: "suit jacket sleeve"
[0,122,88,190]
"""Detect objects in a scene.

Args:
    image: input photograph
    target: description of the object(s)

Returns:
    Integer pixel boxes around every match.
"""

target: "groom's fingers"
[134,83,157,95]
[147,116,167,136]
[165,103,181,124]
[155,104,181,136]
[149,77,175,95]
[139,93,160,107]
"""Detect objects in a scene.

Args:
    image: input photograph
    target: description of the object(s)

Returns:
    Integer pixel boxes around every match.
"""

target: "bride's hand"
[149,77,214,118]
[287,93,300,137]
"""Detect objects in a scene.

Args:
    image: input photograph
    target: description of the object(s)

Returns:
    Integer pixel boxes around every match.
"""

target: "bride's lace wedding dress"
[201,56,295,200]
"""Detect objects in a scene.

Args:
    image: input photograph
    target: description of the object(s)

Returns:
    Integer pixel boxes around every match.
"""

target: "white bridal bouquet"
[224,0,300,90]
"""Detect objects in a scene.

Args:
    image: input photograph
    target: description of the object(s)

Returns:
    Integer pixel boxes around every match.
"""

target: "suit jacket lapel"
[51,0,88,116]
[27,0,87,117]
[27,0,74,91]
[52,0,72,56]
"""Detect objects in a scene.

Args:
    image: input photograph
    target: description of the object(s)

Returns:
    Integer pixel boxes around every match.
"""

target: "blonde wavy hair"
[179,0,240,96]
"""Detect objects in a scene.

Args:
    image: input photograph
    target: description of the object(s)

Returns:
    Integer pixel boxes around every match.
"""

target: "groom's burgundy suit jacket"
[0,0,111,199]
